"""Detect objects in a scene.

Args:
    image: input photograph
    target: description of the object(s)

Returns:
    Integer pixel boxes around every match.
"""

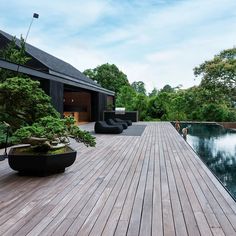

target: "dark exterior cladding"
[0,30,115,96]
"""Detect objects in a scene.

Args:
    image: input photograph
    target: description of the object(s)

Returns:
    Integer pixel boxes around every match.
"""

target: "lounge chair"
[114,118,132,126]
[94,121,123,134]
[106,119,128,129]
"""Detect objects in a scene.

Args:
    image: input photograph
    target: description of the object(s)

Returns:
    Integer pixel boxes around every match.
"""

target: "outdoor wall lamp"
[25,13,39,42]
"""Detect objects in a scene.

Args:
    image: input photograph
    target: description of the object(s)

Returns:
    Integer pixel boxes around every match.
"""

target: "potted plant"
[0,39,96,175]
[8,116,96,175]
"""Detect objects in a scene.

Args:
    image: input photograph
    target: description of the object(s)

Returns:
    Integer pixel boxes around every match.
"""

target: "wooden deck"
[1,122,236,236]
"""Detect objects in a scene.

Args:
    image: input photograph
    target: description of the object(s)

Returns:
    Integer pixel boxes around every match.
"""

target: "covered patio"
[0,122,236,235]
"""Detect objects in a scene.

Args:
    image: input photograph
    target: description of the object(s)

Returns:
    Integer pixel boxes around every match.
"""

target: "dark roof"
[0,58,115,95]
[0,30,102,89]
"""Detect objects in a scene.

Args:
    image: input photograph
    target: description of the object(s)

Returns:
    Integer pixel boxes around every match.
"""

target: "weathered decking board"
[0,122,236,236]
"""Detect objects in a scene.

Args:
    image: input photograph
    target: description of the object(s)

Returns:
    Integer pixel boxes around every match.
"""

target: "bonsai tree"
[0,36,31,82]
[0,36,96,154]
[0,76,96,152]
[0,77,60,130]
[12,116,96,153]
[8,116,96,175]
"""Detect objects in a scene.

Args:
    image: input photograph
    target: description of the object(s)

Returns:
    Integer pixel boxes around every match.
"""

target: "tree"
[167,87,202,121]
[131,81,146,95]
[84,63,129,94]
[132,93,148,120]
[147,92,171,120]
[0,77,59,130]
[115,86,136,111]
[200,103,229,122]
[0,37,96,151]
[149,87,158,97]
[0,36,55,131]
[160,84,174,93]
[194,47,236,103]
[0,36,31,82]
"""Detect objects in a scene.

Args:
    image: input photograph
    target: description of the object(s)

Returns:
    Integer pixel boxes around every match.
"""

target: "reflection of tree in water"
[187,123,229,138]
[193,137,236,199]
[171,122,235,138]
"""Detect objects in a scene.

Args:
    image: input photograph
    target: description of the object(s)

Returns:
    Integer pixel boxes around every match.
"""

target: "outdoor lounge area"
[1,122,236,235]
[94,119,132,134]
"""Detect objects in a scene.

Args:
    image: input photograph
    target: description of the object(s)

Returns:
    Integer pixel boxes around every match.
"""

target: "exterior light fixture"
[25,12,39,42]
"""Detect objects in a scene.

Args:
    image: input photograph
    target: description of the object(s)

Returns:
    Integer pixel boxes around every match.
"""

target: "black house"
[0,30,115,124]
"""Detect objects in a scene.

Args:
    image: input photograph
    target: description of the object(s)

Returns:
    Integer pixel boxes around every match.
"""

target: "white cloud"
[1,0,235,93]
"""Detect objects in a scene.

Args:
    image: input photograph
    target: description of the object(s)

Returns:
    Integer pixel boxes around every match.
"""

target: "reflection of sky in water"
[214,134,236,156]
[187,133,236,157]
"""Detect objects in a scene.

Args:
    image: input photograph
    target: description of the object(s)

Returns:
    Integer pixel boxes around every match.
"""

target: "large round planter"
[8,146,77,176]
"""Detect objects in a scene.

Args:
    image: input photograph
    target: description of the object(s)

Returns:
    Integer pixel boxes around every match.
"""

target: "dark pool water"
[178,123,236,199]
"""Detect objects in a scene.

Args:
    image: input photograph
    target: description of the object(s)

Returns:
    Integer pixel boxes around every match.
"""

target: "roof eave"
[0,59,115,96]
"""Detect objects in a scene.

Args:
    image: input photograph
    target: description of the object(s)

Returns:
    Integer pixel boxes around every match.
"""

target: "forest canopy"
[84,47,236,122]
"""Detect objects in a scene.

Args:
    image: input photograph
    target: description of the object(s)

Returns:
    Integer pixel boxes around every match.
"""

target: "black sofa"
[114,118,132,126]
[106,119,128,129]
[94,121,123,134]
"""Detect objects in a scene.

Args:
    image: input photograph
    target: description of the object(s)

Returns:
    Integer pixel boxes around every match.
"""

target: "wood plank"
[168,127,224,235]
[126,126,152,236]
[139,126,154,236]
[3,136,126,235]
[169,123,236,236]
[0,122,235,236]
[152,124,163,236]
[164,124,211,236]
[25,137,129,236]
[89,138,141,236]
[59,137,136,235]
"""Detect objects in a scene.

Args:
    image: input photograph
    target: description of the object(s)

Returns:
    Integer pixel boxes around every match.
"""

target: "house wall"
[63,86,114,122]
[49,81,64,115]
[64,91,91,124]
[0,32,115,122]
[91,92,113,121]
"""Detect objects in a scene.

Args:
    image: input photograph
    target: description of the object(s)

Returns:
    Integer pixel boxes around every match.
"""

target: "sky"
[1,0,236,92]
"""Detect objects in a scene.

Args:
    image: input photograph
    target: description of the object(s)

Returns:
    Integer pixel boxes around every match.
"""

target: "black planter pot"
[8,146,77,176]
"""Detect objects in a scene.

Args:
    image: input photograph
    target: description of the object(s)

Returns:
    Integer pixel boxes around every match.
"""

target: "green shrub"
[200,103,229,121]
[0,122,12,148]
[12,116,96,152]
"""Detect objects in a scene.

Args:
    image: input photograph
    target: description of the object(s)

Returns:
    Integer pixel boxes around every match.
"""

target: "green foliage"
[84,63,129,94]
[160,84,175,93]
[227,109,236,121]
[0,36,31,82]
[194,47,236,103]
[0,38,96,151]
[143,48,236,122]
[12,116,96,151]
[82,48,235,122]
[132,93,148,120]
[148,87,158,97]
[115,86,137,111]
[200,103,231,122]
[131,81,146,95]
[0,77,59,130]
[147,93,171,120]
[0,36,30,64]
[0,122,13,148]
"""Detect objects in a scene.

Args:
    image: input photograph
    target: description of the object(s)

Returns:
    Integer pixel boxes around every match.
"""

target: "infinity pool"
[179,123,236,199]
